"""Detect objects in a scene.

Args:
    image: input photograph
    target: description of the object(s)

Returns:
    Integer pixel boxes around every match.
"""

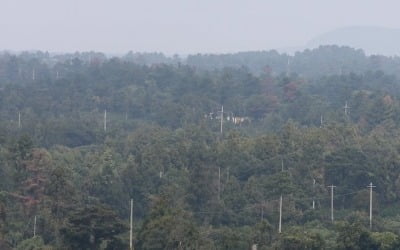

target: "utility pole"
[279,158,284,233]
[18,112,21,129]
[56,71,59,79]
[368,182,376,229]
[279,194,283,233]
[286,58,291,77]
[320,115,323,128]
[130,199,134,250]
[33,215,37,237]
[344,101,350,116]
[104,109,107,132]
[328,185,336,222]
[312,179,316,210]
[218,167,221,201]
[220,105,224,135]
[261,203,264,221]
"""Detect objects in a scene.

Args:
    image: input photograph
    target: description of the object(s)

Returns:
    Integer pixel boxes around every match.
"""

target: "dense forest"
[1,46,400,249]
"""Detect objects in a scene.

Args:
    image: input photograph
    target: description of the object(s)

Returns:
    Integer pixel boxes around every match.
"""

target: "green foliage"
[212,226,253,250]
[2,48,400,248]
[371,232,400,250]
[137,196,200,250]
[336,222,379,250]
[275,226,325,250]
[60,205,128,250]
[15,236,51,250]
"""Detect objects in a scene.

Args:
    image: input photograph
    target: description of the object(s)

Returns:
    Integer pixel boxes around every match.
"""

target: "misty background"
[1,0,400,55]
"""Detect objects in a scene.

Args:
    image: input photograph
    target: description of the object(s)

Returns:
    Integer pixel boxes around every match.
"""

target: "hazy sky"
[1,0,400,54]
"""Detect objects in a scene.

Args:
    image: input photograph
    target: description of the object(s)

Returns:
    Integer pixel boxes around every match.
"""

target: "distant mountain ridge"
[306,26,400,56]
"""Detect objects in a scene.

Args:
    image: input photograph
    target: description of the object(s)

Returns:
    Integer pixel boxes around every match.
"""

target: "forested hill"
[186,46,400,77]
[1,47,400,249]
[306,26,400,56]
[6,45,400,78]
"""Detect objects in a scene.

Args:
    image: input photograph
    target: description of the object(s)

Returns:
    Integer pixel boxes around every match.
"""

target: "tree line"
[0,47,400,249]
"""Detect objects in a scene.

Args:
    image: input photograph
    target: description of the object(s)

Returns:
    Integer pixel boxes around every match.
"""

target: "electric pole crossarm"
[344,101,351,116]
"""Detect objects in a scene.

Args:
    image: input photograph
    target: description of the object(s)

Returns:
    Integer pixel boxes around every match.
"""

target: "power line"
[192,188,366,216]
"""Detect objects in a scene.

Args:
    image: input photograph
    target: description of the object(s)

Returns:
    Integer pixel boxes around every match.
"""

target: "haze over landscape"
[3,1,400,249]
[1,0,400,55]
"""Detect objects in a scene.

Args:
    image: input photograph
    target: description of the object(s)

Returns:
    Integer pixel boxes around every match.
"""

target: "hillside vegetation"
[0,47,400,249]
